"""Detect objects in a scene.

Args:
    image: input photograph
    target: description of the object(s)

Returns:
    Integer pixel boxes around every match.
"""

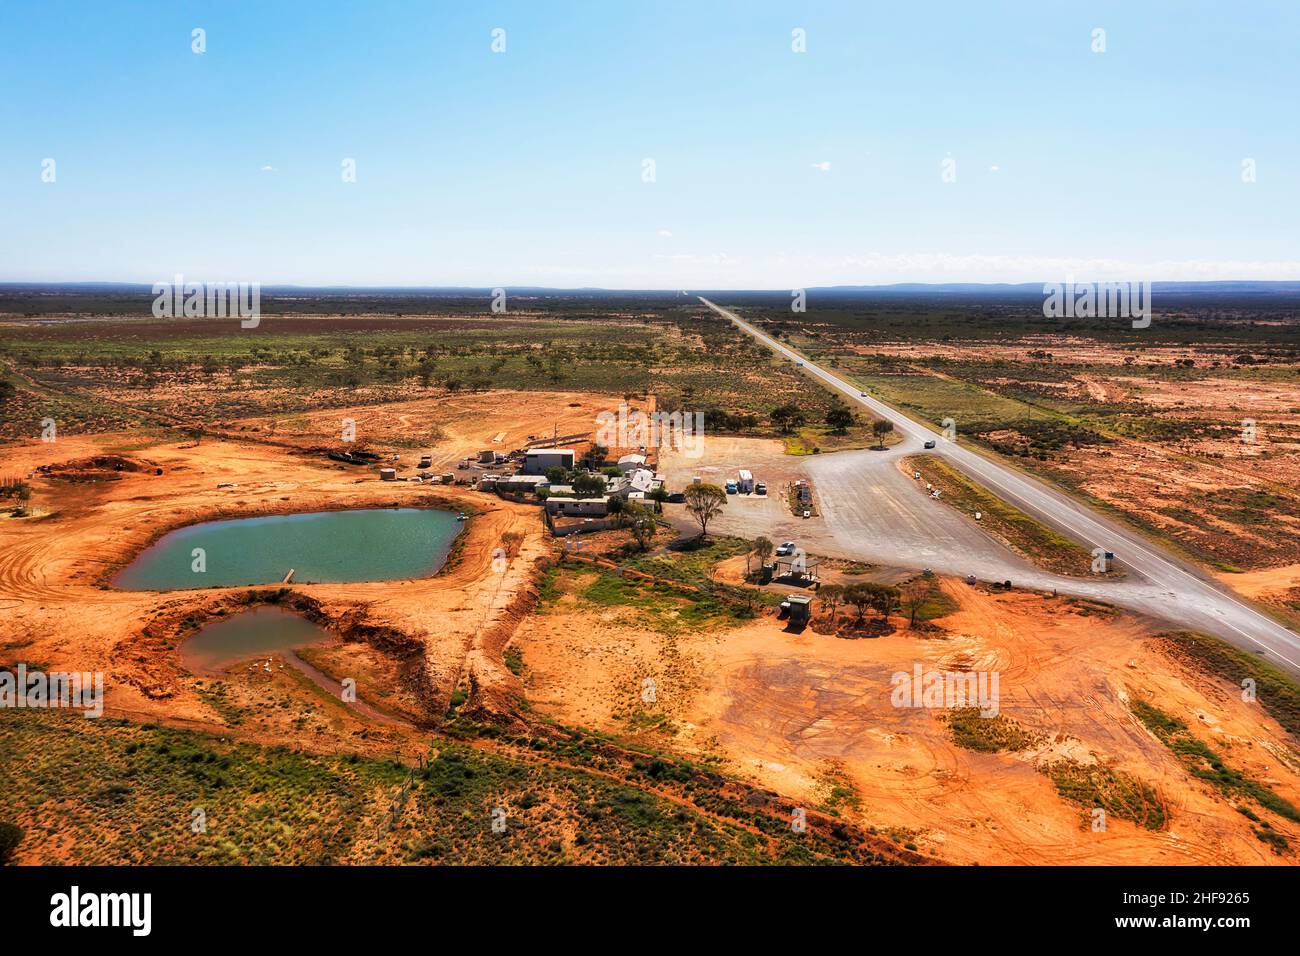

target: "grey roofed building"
[521,448,577,475]
[544,496,610,516]
[491,474,551,493]
[609,467,661,499]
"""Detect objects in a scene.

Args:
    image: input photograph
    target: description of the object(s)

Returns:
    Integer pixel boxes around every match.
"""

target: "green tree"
[844,583,874,623]
[684,483,727,539]
[872,419,894,449]
[901,579,929,627]
[625,501,657,551]
[750,535,774,573]
[818,583,845,622]
[571,472,607,497]
[868,582,900,618]
[770,404,806,434]
[846,581,899,621]
[825,406,854,435]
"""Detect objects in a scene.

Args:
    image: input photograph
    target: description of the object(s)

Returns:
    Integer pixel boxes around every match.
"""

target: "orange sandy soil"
[1216,564,1300,618]
[985,391,1298,571]
[516,577,1300,865]
[712,553,889,591]
[823,335,1300,571]
[1099,374,1300,493]
[216,389,644,467]
[1026,436,1300,570]
[8,388,1300,866]
[843,336,1284,369]
[0,422,552,754]
[0,386,653,763]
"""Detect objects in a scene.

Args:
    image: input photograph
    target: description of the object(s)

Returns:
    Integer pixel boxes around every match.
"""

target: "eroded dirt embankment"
[125,590,435,718]
[0,433,551,734]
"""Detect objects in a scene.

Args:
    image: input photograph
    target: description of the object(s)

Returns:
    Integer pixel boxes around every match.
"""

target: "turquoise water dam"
[114,507,463,590]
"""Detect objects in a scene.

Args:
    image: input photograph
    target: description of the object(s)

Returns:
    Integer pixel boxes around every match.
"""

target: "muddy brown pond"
[182,606,411,727]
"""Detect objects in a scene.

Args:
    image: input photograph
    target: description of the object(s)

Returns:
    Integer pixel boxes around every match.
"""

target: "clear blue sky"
[2,1,1297,288]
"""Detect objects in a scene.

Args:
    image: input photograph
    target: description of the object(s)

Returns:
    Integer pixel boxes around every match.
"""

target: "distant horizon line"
[4,279,1300,295]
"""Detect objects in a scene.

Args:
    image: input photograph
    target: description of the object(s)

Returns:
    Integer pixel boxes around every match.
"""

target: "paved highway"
[700,296,1300,675]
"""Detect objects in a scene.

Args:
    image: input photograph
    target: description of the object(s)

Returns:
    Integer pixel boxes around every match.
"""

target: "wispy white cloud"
[811,161,831,172]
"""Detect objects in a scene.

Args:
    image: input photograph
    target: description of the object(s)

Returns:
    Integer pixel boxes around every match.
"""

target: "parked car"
[667,492,686,503]
[923,439,936,449]
[775,541,796,557]
[725,480,738,494]
[755,481,767,495]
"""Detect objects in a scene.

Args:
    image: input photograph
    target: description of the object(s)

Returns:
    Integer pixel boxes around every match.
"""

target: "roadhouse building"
[521,448,576,475]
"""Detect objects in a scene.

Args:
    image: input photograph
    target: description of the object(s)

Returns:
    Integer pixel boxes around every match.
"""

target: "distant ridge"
[3,281,1300,297]
[809,281,1300,297]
